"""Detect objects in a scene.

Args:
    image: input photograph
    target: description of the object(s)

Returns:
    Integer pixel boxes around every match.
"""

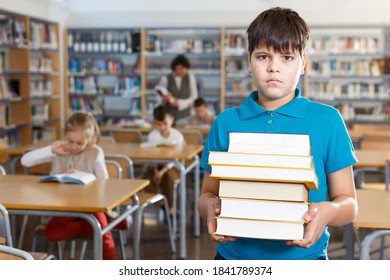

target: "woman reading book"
[155,54,198,124]
[21,112,117,260]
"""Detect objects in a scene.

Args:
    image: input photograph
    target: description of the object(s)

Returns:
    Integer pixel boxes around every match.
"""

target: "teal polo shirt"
[200,89,357,260]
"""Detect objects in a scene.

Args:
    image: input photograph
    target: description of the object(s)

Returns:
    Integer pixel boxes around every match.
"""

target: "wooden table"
[0,175,149,260]
[354,150,390,190]
[99,142,204,259]
[344,189,390,259]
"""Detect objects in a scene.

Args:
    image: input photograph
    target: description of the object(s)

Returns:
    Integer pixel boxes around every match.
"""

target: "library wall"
[65,0,390,27]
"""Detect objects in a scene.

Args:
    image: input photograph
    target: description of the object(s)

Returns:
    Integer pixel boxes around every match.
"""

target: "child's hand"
[207,196,236,243]
[52,142,73,155]
[152,167,166,186]
[286,202,329,248]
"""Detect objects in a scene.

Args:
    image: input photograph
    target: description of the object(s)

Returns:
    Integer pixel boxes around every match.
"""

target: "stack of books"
[209,132,318,240]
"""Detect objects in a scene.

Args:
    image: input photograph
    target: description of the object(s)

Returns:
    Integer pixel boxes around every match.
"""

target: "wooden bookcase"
[305,26,390,126]
[65,28,142,126]
[0,10,60,147]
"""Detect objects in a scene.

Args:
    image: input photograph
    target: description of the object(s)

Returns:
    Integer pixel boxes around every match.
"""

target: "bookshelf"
[143,28,222,120]
[66,28,142,126]
[0,10,60,147]
[222,27,255,111]
[305,26,390,126]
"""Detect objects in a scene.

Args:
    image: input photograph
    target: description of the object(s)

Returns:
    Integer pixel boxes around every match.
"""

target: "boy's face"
[248,46,307,110]
[154,115,174,137]
[194,105,208,120]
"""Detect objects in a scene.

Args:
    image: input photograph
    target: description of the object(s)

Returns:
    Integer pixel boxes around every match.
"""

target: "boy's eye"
[256,55,268,60]
[284,55,294,61]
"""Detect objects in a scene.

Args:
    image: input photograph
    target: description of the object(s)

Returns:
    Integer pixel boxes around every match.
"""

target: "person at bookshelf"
[20,112,118,260]
[176,97,216,126]
[156,54,198,123]
[198,7,358,260]
[142,105,185,212]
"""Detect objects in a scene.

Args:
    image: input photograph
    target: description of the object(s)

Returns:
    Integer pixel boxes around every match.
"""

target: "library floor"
[26,206,390,260]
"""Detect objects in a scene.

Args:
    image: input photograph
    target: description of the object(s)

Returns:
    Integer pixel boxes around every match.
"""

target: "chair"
[105,153,176,253]
[0,202,54,260]
[180,129,204,145]
[360,230,390,259]
[0,244,34,260]
[100,135,116,144]
[110,128,143,143]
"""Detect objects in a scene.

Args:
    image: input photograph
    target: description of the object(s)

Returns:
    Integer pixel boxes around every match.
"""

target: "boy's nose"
[267,59,280,72]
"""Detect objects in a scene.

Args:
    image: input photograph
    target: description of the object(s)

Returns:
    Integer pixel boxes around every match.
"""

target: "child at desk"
[143,105,185,213]
[176,97,216,127]
[198,7,358,260]
[21,112,117,260]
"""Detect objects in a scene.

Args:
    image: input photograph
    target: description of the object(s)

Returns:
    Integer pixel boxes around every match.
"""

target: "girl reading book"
[21,112,117,260]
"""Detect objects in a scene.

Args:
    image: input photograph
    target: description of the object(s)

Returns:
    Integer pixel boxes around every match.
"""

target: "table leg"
[194,155,200,237]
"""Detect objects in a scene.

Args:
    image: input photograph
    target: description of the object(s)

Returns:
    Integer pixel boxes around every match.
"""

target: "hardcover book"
[39,170,96,185]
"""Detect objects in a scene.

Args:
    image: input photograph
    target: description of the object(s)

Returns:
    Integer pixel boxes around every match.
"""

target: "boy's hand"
[52,142,73,155]
[152,167,168,186]
[207,196,236,243]
[286,202,328,248]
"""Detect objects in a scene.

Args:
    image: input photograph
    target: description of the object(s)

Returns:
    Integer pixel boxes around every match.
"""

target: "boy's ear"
[247,53,252,74]
[300,54,308,75]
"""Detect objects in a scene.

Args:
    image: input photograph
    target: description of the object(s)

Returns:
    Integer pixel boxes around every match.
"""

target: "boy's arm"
[198,171,236,243]
[288,166,357,248]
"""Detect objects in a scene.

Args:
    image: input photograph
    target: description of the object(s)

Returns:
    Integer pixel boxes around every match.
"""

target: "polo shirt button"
[270,112,275,117]
[267,120,273,125]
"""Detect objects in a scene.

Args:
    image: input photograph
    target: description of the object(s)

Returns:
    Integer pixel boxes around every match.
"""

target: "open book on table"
[140,139,178,147]
[39,170,96,185]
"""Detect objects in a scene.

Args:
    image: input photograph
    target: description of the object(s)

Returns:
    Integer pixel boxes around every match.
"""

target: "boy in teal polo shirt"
[198,7,358,260]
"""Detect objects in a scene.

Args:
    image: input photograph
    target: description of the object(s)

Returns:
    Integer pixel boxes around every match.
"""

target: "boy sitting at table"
[143,105,185,213]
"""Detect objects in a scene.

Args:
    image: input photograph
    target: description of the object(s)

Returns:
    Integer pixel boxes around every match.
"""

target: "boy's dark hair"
[246,7,310,56]
[153,105,172,121]
[194,97,207,108]
[171,54,191,71]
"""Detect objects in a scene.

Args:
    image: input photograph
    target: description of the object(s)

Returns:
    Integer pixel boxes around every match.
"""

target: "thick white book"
[219,197,308,222]
[39,170,96,185]
[216,217,305,240]
[219,180,309,202]
[228,132,311,156]
[208,151,315,169]
[210,164,318,190]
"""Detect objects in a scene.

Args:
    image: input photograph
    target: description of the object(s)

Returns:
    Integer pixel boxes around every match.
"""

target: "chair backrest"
[180,129,204,145]
[105,159,122,179]
[360,140,390,151]
[351,124,390,132]
[362,133,390,143]
[0,203,13,246]
[22,148,51,176]
[100,135,116,144]
[0,165,5,175]
[0,244,34,260]
[111,128,143,143]
[105,154,135,179]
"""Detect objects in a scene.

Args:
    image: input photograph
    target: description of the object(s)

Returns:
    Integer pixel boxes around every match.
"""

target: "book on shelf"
[210,164,318,190]
[218,180,309,202]
[208,151,315,169]
[228,132,311,156]
[39,170,96,185]
[219,197,308,222]
[215,217,305,240]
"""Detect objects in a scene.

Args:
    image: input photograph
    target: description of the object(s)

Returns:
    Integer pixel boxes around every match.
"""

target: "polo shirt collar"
[238,88,308,120]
